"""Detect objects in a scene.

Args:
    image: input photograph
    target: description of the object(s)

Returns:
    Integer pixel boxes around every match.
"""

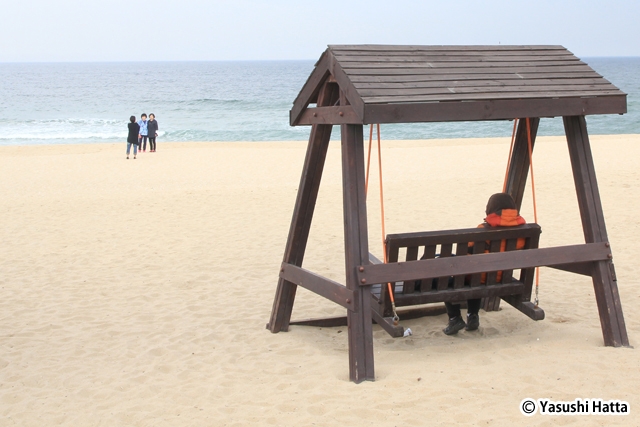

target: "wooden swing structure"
[267,45,629,383]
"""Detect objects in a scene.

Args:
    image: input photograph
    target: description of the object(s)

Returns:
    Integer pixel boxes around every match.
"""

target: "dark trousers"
[139,135,148,150]
[445,299,481,319]
[149,137,156,151]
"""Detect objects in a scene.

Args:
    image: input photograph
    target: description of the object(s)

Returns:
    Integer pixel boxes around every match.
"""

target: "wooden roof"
[290,45,627,126]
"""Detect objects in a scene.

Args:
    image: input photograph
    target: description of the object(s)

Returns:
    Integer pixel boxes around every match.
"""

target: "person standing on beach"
[127,116,140,159]
[147,113,159,152]
[138,113,149,152]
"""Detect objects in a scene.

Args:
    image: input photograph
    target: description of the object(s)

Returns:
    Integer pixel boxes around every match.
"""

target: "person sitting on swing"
[443,192,526,335]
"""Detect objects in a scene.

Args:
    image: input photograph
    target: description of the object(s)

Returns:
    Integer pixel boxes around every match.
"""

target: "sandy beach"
[0,135,638,426]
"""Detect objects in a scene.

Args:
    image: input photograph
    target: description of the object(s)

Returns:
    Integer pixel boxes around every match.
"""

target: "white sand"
[0,135,638,426]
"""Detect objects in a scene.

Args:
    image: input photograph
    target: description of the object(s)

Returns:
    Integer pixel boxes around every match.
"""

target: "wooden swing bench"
[369,224,544,338]
[268,45,630,382]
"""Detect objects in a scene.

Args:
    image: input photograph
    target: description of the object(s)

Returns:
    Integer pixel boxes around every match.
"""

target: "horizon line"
[2,55,640,65]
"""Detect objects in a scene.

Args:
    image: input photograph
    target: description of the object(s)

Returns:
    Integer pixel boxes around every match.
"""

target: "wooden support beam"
[371,310,405,338]
[361,96,626,125]
[341,121,375,382]
[290,52,331,126]
[563,115,629,347]
[290,316,348,328]
[288,305,448,331]
[330,52,366,122]
[548,262,593,277]
[279,263,355,311]
[357,243,611,286]
[482,117,539,312]
[519,226,540,302]
[268,82,339,333]
[505,117,540,210]
[501,296,545,320]
[297,106,363,125]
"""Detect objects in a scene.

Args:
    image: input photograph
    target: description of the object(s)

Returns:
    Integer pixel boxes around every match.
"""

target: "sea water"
[0,58,638,145]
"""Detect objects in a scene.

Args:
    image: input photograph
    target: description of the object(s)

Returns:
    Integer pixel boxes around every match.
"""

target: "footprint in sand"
[551,316,571,324]
[477,327,499,337]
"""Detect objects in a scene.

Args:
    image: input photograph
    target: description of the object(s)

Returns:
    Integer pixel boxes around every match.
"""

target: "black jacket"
[127,122,140,144]
[147,119,159,137]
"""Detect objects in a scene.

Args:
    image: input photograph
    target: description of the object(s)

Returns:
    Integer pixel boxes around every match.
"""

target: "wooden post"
[341,121,375,382]
[505,117,540,210]
[483,117,540,311]
[563,115,629,347]
[268,82,339,333]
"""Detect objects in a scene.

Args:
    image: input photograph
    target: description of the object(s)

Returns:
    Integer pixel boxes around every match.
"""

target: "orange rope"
[525,118,541,306]
[375,124,396,309]
[501,118,540,306]
[503,119,519,192]
[364,124,396,312]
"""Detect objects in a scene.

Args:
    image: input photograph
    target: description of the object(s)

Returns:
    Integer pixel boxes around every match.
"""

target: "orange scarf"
[484,209,526,227]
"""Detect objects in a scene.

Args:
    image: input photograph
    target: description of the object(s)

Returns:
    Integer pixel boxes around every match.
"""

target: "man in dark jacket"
[147,113,159,152]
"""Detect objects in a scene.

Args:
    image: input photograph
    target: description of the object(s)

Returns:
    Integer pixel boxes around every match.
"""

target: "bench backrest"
[385,223,541,292]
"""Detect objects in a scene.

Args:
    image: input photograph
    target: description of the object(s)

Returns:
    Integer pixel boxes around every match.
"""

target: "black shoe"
[443,316,466,335]
[465,313,480,331]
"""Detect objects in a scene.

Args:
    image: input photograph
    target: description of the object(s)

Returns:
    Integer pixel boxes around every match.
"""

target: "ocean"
[0,57,638,145]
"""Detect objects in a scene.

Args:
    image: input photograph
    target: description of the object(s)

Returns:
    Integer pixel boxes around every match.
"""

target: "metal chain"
[391,302,399,325]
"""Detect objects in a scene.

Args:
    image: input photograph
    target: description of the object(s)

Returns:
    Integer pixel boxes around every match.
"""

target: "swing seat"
[370,223,544,337]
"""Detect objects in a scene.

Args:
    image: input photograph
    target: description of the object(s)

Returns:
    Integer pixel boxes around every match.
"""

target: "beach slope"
[0,136,638,426]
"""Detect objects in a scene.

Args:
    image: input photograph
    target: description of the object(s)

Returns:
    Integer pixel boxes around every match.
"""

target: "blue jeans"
[126,143,138,156]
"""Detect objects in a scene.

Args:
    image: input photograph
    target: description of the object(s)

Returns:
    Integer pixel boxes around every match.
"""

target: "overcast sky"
[1,0,638,62]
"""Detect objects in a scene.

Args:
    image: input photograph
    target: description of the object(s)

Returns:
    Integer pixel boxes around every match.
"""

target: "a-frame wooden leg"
[563,115,629,347]
[341,123,375,382]
[268,82,339,333]
[504,117,540,210]
[483,118,540,312]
